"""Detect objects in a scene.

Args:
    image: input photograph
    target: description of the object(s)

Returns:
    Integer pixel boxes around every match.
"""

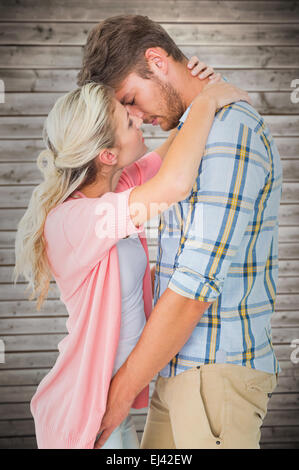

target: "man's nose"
[125,105,145,122]
[133,115,143,129]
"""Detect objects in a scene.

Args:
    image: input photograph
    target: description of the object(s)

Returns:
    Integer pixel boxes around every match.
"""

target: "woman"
[13,60,250,449]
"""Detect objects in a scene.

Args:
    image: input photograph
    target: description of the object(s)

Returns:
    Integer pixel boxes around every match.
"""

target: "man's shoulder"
[213,101,264,136]
[214,76,265,135]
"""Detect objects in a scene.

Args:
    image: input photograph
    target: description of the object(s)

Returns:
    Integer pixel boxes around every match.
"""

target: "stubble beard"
[154,79,186,131]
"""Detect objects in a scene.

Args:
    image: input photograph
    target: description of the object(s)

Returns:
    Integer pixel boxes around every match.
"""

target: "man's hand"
[94,288,211,448]
[93,365,136,449]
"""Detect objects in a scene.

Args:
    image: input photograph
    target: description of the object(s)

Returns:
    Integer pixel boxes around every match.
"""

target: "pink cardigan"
[30,151,162,449]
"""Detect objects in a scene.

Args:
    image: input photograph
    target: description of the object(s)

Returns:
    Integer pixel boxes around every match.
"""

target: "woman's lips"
[151,118,159,126]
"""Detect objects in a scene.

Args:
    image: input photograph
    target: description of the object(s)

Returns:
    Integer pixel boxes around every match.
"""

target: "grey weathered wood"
[0,299,297,324]
[0,115,298,139]
[1,392,299,421]
[1,69,299,93]
[1,91,298,116]
[260,443,299,449]
[4,225,299,248]
[1,45,299,69]
[261,426,299,443]
[0,0,298,450]
[1,240,299,262]
[1,137,298,162]
[0,348,297,373]
[0,437,37,450]
[0,434,297,449]
[1,310,299,336]
[0,364,297,388]
[0,299,66,316]
[0,419,35,437]
[0,159,297,187]
[0,204,298,233]
[0,318,298,342]
[0,241,299,267]
[0,292,296,319]
[1,23,299,46]
[0,159,298,186]
[0,181,298,208]
[0,1,298,23]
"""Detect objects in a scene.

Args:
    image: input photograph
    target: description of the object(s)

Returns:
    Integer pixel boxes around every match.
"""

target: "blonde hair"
[13,82,117,310]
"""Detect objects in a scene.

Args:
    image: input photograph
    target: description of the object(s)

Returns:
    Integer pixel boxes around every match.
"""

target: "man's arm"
[94,288,211,448]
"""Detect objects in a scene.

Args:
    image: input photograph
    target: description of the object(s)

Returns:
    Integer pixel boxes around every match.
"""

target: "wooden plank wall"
[0,0,298,449]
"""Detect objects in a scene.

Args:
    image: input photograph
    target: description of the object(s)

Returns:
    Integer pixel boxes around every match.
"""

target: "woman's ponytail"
[13,82,117,310]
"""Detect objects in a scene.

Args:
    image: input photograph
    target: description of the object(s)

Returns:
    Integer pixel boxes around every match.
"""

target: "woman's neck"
[79,167,123,198]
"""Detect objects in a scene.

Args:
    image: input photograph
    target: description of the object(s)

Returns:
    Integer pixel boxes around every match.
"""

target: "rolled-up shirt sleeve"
[168,121,270,302]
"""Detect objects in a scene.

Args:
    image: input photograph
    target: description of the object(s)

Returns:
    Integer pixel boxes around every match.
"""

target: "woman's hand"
[198,81,252,112]
[187,56,222,84]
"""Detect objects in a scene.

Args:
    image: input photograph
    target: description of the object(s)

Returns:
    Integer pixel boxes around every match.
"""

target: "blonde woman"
[13,61,250,449]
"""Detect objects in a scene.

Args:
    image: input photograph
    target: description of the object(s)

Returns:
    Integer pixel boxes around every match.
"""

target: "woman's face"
[113,99,147,168]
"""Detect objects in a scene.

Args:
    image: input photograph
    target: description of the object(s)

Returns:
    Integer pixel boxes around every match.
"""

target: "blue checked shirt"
[154,82,283,377]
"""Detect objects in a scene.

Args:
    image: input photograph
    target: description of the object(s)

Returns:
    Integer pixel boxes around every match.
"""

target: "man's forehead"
[115,72,147,104]
[115,73,137,104]
[116,89,132,105]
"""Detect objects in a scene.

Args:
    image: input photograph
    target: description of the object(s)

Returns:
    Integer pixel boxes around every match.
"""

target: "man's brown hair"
[77,15,186,89]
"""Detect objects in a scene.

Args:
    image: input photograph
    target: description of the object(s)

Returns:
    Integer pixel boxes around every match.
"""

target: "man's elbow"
[166,287,212,322]
[184,296,212,321]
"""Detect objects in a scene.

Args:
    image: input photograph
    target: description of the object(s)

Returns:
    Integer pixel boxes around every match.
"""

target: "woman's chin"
[137,143,148,159]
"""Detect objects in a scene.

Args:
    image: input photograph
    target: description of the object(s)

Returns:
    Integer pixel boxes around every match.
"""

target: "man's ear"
[144,47,168,76]
[97,149,118,166]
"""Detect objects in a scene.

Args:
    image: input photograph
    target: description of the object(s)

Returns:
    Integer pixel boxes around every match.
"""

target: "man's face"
[115,72,185,131]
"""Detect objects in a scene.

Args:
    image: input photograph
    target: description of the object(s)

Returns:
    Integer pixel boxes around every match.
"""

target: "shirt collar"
[178,103,192,130]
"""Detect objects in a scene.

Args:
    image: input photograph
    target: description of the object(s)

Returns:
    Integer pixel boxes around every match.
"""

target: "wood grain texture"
[1,45,299,69]
[1,23,299,46]
[0,0,298,449]
[1,137,298,162]
[0,115,298,139]
[1,69,298,92]
[0,1,298,23]
[1,91,298,115]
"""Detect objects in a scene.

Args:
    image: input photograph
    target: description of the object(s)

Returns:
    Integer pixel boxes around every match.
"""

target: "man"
[77,15,282,449]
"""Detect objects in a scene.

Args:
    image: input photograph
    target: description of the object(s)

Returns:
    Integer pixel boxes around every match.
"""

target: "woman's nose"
[125,105,144,126]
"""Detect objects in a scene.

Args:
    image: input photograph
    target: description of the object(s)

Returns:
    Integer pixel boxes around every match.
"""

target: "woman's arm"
[129,82,251,228]
[153,128,178,161]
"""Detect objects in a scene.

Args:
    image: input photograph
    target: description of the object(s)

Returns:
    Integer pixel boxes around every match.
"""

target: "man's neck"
[173,59,210,110]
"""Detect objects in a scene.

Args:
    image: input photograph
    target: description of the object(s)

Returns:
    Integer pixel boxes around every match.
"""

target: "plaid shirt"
[154,91,283,377]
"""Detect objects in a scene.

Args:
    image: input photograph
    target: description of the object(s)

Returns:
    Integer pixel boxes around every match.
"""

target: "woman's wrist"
[190,93,218,116]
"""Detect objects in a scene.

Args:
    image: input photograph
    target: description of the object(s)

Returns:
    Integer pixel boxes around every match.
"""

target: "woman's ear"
[97,149,118,166]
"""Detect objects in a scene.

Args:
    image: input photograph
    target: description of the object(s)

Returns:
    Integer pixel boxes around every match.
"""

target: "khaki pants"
[140,363,277,449]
